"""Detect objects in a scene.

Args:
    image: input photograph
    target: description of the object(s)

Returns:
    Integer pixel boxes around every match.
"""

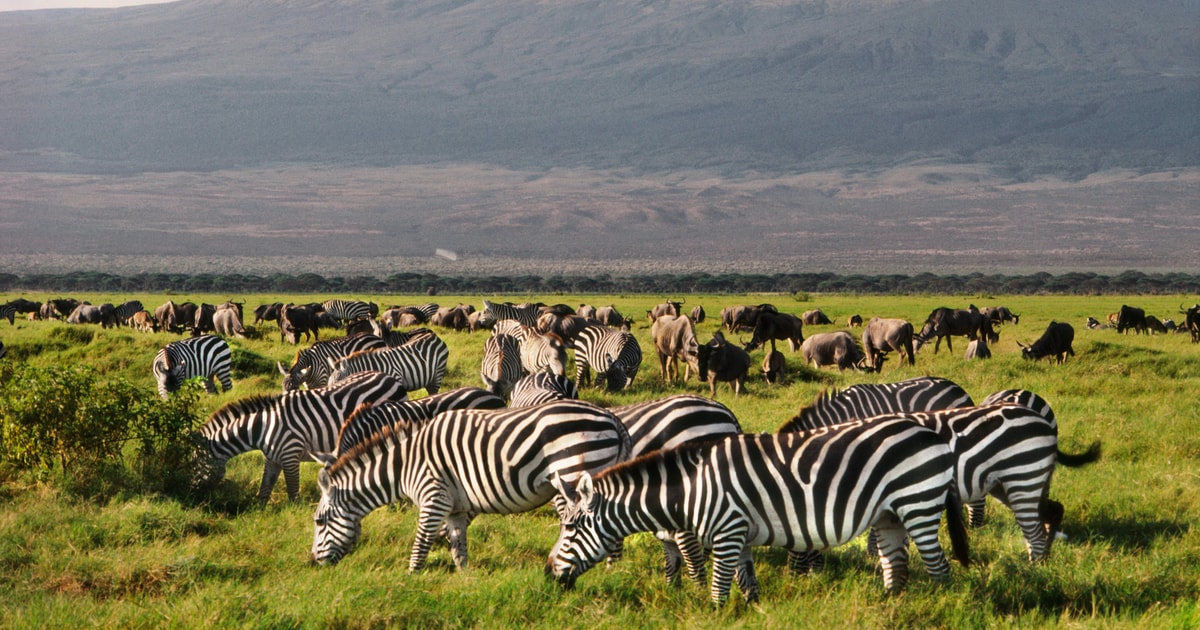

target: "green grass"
[1,292,1198,628]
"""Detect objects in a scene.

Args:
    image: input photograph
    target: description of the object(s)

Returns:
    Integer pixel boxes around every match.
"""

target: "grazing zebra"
[325,335,449,395]
[608,395,744,585]
[493,320,567,376]
[573,323,643,392]
[480,332,523,399]
[549,419,969,604]
[509,372,579,407]
[152,335,233,400]
[277,334,388,391]
[781,403,1101,565]
[335,387,506,454]
[480,300,542,328]
[321,299,375,326]
[791,376,974,429]
[111,300,144,327]
[968,388,1058,526]
[192,371,408,503]
[309,400,632,570]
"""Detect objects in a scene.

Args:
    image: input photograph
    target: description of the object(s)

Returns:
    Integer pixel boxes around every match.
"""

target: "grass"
[1,291,1198,628]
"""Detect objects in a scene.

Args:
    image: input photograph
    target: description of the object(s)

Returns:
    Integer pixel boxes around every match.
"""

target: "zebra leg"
[996,485,1053,562]
[203,376,218,394]
[443,513,473,570]
[872,513,911,593]
[282,458,304,502]
[967,498,987,528]
[410,490,452,573]
[786,549,825,574]
[655,532,682,584]
[733,548,760,603]
[905,512,951,583]
[675,530,708,588]
[708,529,749,605]
[257,459,284,504]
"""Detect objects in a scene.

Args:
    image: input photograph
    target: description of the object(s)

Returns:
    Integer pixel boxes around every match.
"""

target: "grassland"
[1,292,1198,629]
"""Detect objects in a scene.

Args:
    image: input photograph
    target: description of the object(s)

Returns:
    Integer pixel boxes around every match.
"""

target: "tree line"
[2,270,1199,296]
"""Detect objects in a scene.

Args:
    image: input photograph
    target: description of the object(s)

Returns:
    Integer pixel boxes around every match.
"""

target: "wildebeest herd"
[5,294,1197,604]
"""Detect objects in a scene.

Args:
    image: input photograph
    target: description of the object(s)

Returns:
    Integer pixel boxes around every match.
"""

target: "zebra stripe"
[573,323,643,392]
[481,332,523,399]
[193,371,408,503]
[493,320,567,376]
[0,304,15,325]
[310,400,632,569]
[481,300,542,328]
[152,335,233,399]
[782,377,974,431]
[322,299,374,325]
[326,335,449,395]
[335,387,505,455]
[509,372,579,407]
[980,388,1056,428]
[549,419,968,604]
[279,334,388,391]
[112,300,144,327]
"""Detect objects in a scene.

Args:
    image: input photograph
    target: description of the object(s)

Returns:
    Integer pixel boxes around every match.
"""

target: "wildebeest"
[861,317,915,371]
[253,302,284,327]
[742,310,804,353]
[646,300,684,323]
[801,309,832,325]
[695,331,751,396]
[1019,322,1075,364]
[594,305,628,329]
[1115,305,1146,335]
[577,304,597,319]
[720,304,759,332]
[193,303,217,336]
[46,298,80,321]
[1145,315,1168,335]
[280,303,321,344]
[980,306,1020,326]
[762,350,786,385]
[650,314,699,382]
[801,331,868,371]
[689,305,706,324]
[914,306,994,354]
[1181,303,1200,343]
[964,338,991,360]
[432,304,473,332]
[213,303,249,338]
[67,303,115,327]
[847,314,863,328]
[1086,316,1103,330]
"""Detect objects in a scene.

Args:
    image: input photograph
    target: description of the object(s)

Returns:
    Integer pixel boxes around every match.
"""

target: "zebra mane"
[337,401,377,446]
[776,387,842,433]
[203,392,284,432]
[329,418,404,476]
[342,346,385,362]
[596,437,720,481]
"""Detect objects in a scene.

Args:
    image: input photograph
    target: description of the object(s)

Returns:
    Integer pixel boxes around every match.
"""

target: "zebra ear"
[575,472,595,506]
[550,472,575,502]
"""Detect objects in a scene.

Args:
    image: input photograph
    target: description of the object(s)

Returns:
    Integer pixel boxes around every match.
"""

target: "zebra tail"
[944,482,971,567]
[1057,440,1102,468]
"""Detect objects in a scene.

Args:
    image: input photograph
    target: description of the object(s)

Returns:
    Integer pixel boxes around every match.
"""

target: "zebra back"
[979,388,1056,429]
[610,394,742,455]
[112,300,144,326]
[336,387,506,454]
[509,372,579,407]
[322,299,374,324]
[574,324,643,392]
[0,304,16,325]
[778,375,974,432]
[327,335,449,394]
[281,334,388,391]
[482,300,542,328]
[195,371,408,502]
[152,335,233,399]
[481,332,523,399]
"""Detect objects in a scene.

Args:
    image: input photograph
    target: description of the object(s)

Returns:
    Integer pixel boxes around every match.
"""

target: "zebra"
[277,334,388,391]
[548,418,970,604]
[781,403,1101,566]
[309,399,632,570]
[335,387,505,455]
[152,335,233,400]
[325,335,449,395]
[969,388,1058,527]
[0,303,15,325]
[480,299,542,328]
[111,300,144,327]
[480,332,523,399]
[493,319,567,376]
[573,323,643,392]
[509,372,578,407]
[792,376,974,428]
[192,371,408,504]
[608,395,744,585]
[321,299,375,326]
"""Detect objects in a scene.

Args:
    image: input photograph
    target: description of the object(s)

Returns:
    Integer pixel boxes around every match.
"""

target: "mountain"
[1,0,1197,273]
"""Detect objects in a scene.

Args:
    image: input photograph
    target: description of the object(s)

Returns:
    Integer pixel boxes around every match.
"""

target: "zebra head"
[188,436,228,494]
[599,354,628,392]
[310,453,362,566]
[546,472,613,589]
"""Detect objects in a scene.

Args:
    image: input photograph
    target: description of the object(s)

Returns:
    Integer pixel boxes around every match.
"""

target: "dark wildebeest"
[964,338,991,360]
[3,298,40,324]
[155,300,183,334]
[432,304,472,332]
[801,331,868,371]
[742,309,803,353]
[174,302,199,334]
[46,298,80,321]
[646,300,684,323]
[801,309,832,326]
[1115,305,1146,335]
[762,350,786,385]
[980,306,1020,326]
[280,303,320,344]
[1145,315,1167,335]
[193,303,217,336]
[914,306,994,354]
[650,314,699,382]
[689,305,706,324]
[720,304,758,332]
[253,302,284,327]
[694,331,751,397]
[1180,303,1200,343]
[861,317,915,371]
[1019,322,1075,364]
[595,305,629,329]
[847,314,863,328]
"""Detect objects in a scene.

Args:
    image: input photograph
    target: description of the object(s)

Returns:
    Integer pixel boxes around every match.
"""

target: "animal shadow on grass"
[1071,512,1190,552]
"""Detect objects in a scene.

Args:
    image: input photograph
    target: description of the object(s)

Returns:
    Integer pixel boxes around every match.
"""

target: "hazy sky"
[0,0,176,10]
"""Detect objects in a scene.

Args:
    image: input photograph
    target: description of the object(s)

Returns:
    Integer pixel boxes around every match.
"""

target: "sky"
[0,0,176,10]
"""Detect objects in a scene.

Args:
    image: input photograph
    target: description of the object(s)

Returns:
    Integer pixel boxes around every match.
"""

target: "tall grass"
[0,292,1197,628]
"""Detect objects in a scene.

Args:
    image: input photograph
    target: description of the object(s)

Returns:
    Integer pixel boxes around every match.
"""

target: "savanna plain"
[0,291,1197,629]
